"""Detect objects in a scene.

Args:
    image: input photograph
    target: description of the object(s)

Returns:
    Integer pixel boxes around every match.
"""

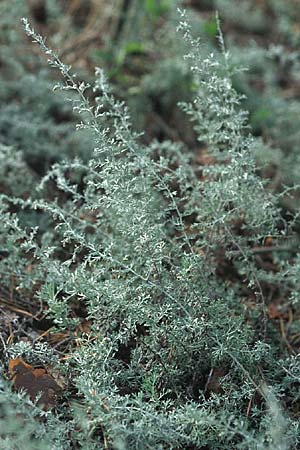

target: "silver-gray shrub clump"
[0,11,298,450]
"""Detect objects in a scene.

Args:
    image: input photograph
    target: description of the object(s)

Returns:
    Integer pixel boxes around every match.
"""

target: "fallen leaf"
[9,358,62,409]
[267,303,289,320]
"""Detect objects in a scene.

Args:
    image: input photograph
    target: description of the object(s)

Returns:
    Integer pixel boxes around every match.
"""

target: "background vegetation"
[1,1,300,449]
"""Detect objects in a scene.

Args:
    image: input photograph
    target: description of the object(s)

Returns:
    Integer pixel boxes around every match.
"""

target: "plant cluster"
[1,3,300,450]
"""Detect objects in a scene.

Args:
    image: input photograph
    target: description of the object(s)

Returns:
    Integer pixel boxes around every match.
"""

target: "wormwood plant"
[1,10,300,450]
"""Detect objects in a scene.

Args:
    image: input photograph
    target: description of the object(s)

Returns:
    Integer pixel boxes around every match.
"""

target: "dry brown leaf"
[9,358,62,410]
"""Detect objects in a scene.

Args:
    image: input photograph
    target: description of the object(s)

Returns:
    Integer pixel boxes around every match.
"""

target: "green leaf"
[124,41,146,55]
[203,17,218,37]
[145,0,170,18]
